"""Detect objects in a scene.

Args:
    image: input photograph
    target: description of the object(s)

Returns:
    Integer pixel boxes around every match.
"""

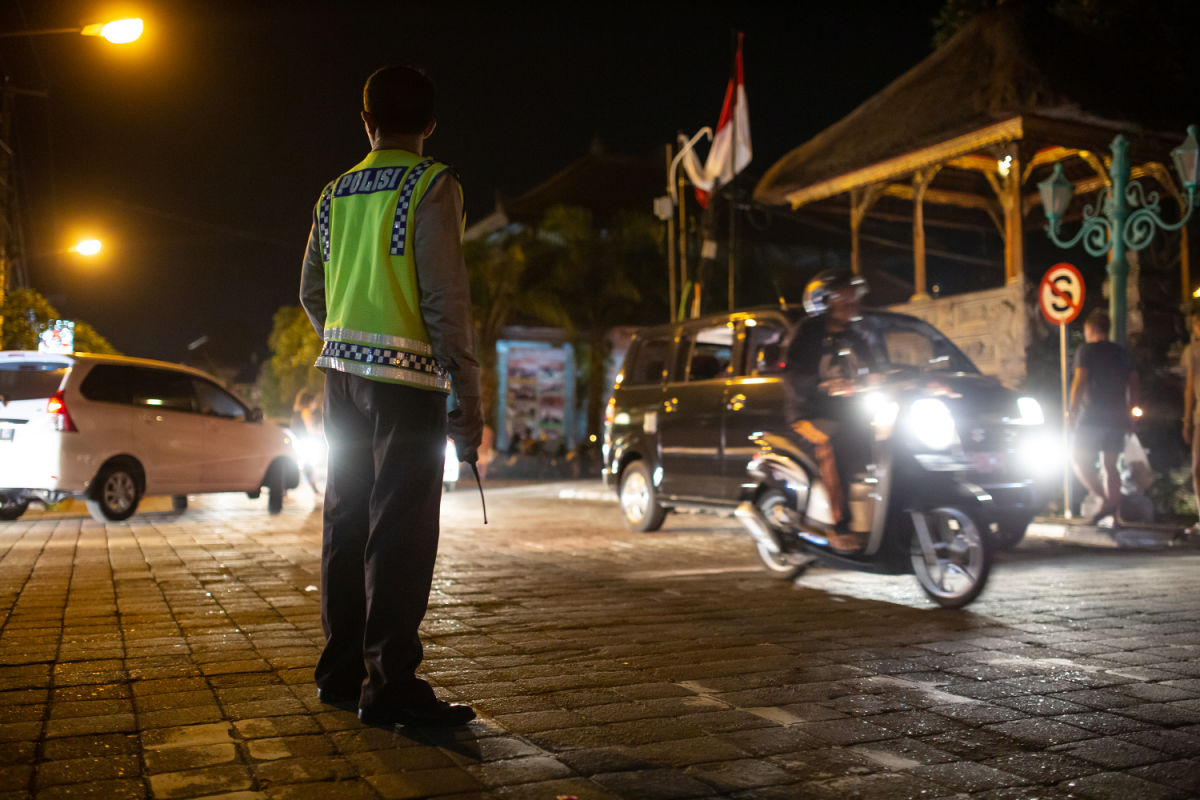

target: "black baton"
[468,459,487,524]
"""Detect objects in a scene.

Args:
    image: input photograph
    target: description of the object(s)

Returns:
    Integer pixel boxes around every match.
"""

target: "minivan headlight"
[909,398,956,451]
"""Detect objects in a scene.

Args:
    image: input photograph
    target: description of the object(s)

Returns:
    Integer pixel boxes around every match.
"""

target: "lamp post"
[654,127,712,322]
[0,17,144,339]
[1038,126,1199,345]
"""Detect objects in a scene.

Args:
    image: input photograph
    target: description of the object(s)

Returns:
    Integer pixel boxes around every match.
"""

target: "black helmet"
[802,269,868,315]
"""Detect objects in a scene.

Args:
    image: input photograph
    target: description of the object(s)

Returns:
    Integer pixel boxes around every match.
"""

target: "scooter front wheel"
[752,490,809,580]
[909,507,992,608]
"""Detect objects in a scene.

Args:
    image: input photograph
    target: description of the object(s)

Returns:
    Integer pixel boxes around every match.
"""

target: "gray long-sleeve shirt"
[299,155,481,404]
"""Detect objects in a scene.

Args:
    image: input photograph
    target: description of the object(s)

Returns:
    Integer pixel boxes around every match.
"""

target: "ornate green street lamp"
[1038,126,1198,345]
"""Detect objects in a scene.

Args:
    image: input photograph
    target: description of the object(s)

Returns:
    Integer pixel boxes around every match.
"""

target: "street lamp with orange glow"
[0,17,144,43]
[71,239,102,257]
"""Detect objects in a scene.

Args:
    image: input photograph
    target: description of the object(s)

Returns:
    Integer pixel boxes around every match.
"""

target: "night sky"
[3,0,943,367]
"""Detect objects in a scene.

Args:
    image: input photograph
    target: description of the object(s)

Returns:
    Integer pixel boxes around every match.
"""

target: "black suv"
[602,306,1052,546]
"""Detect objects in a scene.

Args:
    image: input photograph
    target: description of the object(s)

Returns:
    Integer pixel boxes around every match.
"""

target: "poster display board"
[495,339,575,454]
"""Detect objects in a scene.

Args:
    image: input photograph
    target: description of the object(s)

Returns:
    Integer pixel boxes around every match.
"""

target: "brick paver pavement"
[1,482,1198,799]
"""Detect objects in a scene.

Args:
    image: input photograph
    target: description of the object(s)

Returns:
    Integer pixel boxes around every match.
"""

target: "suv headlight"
[1016,396,1044,425]
[909,398,956,451]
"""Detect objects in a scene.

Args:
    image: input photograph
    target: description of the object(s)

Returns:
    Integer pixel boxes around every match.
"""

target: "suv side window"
[79,365,135,404]
[133,368,195,412]
[192,379,248,421]
[625,336,671,386]
[684,325,733,382]
[744,320,788,376]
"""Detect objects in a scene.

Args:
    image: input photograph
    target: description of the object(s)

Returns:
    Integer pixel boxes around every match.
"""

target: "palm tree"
[464,227,563,424]
[537,206,663,439]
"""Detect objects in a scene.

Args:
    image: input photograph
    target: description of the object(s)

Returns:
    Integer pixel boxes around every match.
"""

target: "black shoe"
[316,686,360,706]
[358,699,476,728]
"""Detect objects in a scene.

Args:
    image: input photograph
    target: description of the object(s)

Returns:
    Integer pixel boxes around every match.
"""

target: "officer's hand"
[448,398,484,464]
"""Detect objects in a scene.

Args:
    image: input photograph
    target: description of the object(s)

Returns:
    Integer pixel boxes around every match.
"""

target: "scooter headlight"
[864,391,899,438]
[909,398,957,451]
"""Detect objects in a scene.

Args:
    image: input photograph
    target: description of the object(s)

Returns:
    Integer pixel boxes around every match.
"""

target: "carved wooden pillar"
[849,183,882,276]
[1182,227,1192,304]
[911,167,940,300]
[1002,146,1023,284]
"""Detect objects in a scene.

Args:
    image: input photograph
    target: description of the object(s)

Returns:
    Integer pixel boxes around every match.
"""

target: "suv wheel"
[619,461,666,532]
[171,495,188,513]
[86,462,142,522]
[990,511,1032,550]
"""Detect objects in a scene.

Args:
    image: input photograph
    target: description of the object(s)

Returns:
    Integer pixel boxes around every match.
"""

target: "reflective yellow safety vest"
[313,150,455,392]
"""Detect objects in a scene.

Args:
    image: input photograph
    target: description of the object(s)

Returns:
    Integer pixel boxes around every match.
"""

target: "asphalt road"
[0,481,1198,798]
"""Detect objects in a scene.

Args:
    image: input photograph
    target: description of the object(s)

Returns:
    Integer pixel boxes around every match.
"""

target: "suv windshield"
[866,314,977,375]
[0,362,69,401]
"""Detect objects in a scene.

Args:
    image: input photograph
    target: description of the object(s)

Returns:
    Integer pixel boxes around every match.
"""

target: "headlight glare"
[865,392,899,437]
[1017,396,1045,425]
[909,398,957,451]
[1017,431,1061,477]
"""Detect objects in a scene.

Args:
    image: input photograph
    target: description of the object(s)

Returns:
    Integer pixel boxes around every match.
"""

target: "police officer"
[300,65,482,727]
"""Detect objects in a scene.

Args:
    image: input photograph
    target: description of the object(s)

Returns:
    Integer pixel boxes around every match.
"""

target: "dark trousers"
[315,370,446,710]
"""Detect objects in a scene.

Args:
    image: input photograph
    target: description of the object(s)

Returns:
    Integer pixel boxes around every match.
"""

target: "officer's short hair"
[363,66,435,135]
[1085,308,1111,336]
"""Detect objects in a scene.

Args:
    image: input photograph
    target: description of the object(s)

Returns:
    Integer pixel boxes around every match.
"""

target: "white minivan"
[0,351,299,522]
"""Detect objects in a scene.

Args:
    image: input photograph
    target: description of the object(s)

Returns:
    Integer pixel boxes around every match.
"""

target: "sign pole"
[1039,262,1085,521]
[1060,322,1071,519]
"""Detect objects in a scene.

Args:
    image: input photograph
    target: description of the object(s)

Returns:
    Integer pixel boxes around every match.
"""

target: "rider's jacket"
[784,317,874,420]
[312,150,456,393]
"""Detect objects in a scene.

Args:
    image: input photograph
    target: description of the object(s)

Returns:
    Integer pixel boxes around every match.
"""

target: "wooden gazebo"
[754,4,1192,382]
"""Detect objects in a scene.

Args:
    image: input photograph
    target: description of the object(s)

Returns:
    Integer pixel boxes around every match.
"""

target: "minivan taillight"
[47,390,78,432]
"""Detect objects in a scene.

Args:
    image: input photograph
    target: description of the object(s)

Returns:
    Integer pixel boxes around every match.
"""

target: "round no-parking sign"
[1039,263,1085,325]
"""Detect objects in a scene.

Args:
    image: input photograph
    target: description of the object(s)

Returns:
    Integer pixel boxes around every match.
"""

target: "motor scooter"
[735,378,995,608]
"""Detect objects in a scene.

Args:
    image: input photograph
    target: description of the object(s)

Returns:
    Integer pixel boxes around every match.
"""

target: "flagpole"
[728,30,739,313]
[664,143,677,323]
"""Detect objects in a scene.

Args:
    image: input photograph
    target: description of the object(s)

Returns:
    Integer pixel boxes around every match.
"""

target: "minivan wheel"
[266,466,285,514]
[0,497,30,521]
[619,461,666,532]
[86,463,142,522]
[171,495,188,513]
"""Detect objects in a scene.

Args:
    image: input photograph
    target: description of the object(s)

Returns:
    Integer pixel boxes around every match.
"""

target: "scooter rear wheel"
[909,507,991,608]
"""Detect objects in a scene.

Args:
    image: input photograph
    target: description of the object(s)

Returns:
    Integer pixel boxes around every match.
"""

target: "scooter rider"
[784,269,875,552]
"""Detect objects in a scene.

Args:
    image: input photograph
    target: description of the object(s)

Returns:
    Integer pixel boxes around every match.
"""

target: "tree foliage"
[465,227,565,421]
[933,0,1200,63]
[538,206,663,437]
[258,306,323,418]
[465,205,665,438]
[0,287,119,354]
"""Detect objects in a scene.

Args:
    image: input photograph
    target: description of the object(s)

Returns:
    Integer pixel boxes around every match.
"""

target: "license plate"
[969,451,1002,473]
[0,429,12,441]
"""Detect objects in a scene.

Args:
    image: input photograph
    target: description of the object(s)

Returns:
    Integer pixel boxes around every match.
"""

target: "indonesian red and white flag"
[681,33,752,208]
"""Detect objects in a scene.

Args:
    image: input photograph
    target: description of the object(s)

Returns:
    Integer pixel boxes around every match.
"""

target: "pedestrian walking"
[1069,308,1139,526]
[1181,310,1200,536]
[299,65,482,727]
